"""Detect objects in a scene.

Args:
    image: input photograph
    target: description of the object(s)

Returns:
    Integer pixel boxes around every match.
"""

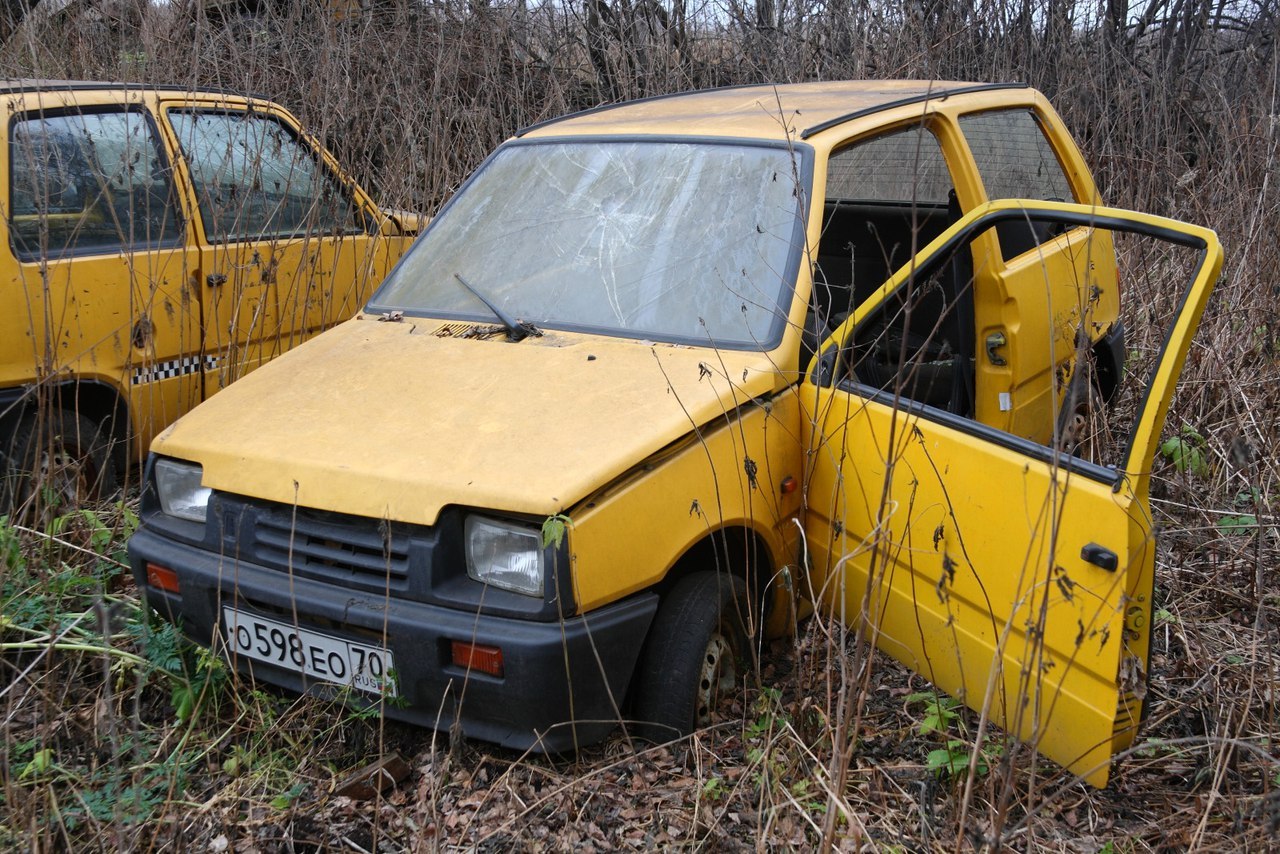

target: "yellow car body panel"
[568,389,806,616]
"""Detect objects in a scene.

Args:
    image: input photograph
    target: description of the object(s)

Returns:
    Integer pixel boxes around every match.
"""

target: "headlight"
[154,459,211,523]
[465,516,545,597]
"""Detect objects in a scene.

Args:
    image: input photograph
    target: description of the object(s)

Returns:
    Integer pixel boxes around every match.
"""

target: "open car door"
[801,200,1222,787]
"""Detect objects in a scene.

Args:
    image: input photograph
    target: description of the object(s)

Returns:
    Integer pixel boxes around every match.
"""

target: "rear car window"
[9,110,182,260]
[960,110,1076,202]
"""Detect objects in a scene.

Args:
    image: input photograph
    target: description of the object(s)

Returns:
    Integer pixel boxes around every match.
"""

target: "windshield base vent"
[433,322,506,340]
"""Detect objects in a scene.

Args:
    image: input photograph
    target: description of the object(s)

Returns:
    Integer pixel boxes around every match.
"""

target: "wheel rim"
[37,439,99,507]
[1059,384,1110,461]
[695,630,738,727]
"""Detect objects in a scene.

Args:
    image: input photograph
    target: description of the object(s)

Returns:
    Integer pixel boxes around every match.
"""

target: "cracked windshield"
[370,140,807,347]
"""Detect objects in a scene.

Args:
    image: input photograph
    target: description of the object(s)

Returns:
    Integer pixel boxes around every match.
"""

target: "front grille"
[206,494,566,621]
[251,504,411,583]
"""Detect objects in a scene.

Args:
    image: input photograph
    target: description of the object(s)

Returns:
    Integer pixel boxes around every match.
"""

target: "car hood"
[152,318,783,526]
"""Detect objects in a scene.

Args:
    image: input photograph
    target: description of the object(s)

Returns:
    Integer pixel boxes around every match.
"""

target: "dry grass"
[0,0,1277,850]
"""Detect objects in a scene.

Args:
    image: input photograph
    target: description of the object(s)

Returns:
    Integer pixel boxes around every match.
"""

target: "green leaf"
[271,782,307,810]
[1234,488,1263,508]
[540,513,573,549]
[1218,514,1257,535]
[1159,436,1209,477]
[700,776,725,801]
[1180,424,1206,444]
[19,748,54,779]
[926,741,969,777]
[172,685,194,722]
[908,692,959,736]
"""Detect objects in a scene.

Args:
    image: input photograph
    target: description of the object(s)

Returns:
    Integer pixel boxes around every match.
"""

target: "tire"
[0,409,117,521]
[631,572,751,744]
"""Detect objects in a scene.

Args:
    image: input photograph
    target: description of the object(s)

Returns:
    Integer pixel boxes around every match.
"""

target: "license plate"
[222,607,398,698]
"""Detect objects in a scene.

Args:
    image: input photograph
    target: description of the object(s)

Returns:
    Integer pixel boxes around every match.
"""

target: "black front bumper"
[129,526,658,752]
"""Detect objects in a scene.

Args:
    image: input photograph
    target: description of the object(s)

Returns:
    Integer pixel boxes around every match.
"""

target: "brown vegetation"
[0,0,1277,850]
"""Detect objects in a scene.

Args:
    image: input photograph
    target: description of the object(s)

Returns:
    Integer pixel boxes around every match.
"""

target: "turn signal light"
[450,640,504,677]
[146,563,180,594]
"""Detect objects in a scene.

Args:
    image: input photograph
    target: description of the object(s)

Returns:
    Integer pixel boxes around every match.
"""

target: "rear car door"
[801,201,1222,787]
[161,100,391,392]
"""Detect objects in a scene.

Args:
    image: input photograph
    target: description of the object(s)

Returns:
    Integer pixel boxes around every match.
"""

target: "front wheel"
[631,572,752,743]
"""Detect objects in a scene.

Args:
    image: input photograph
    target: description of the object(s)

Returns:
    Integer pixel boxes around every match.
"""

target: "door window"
[845,241,976,418]
[828,205,1207,473]
[9,111,182,259]
[811,125,960,364]
[960,110,1075,202]
[826,124,953,204]
[168,110,366,242]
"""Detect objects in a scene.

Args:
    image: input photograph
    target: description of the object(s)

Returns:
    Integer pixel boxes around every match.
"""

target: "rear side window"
[961,110,1078,260]
[168,109,366,242]
[960,110,1076,203]
[9,111,182,260]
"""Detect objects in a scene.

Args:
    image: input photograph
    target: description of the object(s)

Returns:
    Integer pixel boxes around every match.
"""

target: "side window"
[826,124,953,205]
[959,110,1077,260]
[168,110,365,242]
[960,110,1075,202]
[807,125,959,365]
[9,111,181,259]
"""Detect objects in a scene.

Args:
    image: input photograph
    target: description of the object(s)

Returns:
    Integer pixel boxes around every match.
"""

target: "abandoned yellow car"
[128,81,1221,788]
[0,81,420,514]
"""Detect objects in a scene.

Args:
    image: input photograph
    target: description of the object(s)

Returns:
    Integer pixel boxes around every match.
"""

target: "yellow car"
[0,81,419,514]
[128,81,1221,787]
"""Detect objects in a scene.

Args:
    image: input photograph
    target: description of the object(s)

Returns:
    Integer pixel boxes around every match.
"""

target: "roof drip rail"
[798,82,1029,139]
[0,79,262,99]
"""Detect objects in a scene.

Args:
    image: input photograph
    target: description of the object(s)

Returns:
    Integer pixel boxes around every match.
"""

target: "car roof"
[519,80,1028,143]
[0,79,262,99]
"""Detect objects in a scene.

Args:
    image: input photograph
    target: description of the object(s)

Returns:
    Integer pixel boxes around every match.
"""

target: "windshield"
[369,139,809,349]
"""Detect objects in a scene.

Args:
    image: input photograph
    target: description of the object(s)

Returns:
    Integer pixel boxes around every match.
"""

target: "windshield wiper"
[453,273,540,342]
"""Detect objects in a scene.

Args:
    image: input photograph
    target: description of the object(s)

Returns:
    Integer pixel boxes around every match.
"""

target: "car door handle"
[207,273,227,287]
[1081,542,1118,571]
[985,331,1007,366]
